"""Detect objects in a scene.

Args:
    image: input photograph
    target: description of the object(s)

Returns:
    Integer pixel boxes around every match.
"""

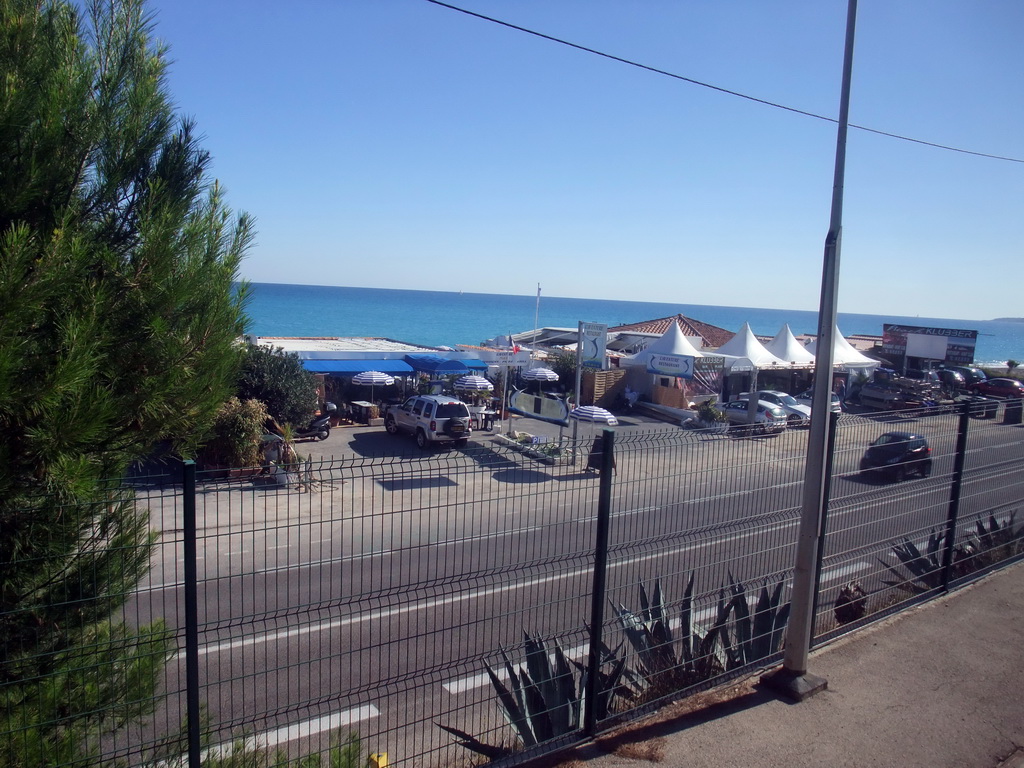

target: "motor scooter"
[294,402,336,441]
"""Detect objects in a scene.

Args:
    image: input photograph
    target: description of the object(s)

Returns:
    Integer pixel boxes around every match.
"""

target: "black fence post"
[182,460,202,768]
[941,401,971,590]
[809,410,840,647]
[584,428,615,737]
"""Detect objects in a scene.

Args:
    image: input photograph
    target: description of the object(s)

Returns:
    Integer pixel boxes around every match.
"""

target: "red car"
[970,377,1024,398]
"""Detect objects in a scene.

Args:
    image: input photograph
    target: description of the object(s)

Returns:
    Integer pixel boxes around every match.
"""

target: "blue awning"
[302,359,414,376]
[403,354,470,375]
[463,358,489,371]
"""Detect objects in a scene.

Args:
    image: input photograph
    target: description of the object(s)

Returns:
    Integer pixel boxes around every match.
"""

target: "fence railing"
[2,400,1022,767]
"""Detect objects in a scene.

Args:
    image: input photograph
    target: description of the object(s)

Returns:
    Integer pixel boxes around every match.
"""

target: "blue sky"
[147,1,1022,321]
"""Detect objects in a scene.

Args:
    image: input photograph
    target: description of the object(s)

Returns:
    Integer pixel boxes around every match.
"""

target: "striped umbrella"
[521,367,559,382]
[570,405,618,426]
[454,375,494,391]
[352,370,395,402]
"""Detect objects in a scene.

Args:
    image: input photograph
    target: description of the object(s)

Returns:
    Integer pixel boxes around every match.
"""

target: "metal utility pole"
[763,0,857,701]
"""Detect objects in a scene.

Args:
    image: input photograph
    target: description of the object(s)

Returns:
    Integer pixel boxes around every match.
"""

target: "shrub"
[238,344,319,427]
[199,398,269,468]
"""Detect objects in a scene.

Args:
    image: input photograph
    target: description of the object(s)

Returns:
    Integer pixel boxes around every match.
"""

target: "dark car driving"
[859,431,932,481]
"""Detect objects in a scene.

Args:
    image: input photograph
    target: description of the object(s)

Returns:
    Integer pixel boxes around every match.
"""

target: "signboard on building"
[882,324,978,365]
[646,353,695,379]
[579,322,608,370]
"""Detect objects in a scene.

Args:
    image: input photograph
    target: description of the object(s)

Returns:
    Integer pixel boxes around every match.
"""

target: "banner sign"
[579,321,608,370]
[647,353,695,379]
[882,324,978,365]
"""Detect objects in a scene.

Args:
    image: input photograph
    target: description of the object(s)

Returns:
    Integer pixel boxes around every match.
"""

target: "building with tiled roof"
[609,314,735,350]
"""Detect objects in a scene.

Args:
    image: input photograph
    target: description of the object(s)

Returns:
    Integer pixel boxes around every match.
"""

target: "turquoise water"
[242,283,1023,367]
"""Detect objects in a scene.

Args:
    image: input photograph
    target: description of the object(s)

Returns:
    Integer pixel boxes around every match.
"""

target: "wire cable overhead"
[425,0,1023,165]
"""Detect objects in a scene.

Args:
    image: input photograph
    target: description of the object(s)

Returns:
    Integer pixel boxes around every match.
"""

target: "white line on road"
[249,704,379,749]
[253,525,542,576]
[199,522,797,657]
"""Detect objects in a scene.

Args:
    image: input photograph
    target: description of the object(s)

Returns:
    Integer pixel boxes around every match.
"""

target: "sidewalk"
[564,561,1024,768]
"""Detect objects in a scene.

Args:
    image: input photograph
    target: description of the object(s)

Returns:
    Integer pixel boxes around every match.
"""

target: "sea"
[242,283,1024,368]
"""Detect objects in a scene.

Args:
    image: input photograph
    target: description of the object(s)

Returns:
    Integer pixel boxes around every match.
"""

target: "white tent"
[764,323,816,367]
[621,321,704,366]
[714,322,791,371]
[806,327,879,373]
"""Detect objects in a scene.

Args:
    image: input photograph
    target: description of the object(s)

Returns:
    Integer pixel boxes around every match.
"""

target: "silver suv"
[384,395,472,448]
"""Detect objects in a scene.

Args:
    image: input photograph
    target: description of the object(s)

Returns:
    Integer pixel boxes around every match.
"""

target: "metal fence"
[3,400,1022,767]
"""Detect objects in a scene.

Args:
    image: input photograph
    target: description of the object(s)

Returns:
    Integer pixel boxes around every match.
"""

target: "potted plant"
[695,400,729,433]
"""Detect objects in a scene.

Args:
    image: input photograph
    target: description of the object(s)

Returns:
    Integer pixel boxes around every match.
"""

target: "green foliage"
[883,513,1024,595]
[719,575,790,669]
[1007,359,1019,373]
[548,350,577,389]
[958,512,1023,570]
[199,397,270,468]
[696,400,727,423]
[614,576,729,701]
[880,532,946,594]
[0,0,251,762]
[614,575,790,702]
[238,344,319,428]
[438,632,631,759]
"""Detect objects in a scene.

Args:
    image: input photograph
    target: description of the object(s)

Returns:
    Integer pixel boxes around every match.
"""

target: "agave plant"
[719,574,791,670]
[879,530,947,594]
[438,632,630,759]
[613,575,729,701]
[957,512,1023,571]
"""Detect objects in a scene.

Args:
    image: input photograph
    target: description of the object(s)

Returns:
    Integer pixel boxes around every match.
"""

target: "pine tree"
[0,0,252,763]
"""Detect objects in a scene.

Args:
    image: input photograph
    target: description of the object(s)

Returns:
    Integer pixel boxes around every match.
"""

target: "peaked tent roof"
[714,323,791,369]
[610,314,734,349]
[621,321,704,367]
[806,328,879,370]
[764,324,816,366]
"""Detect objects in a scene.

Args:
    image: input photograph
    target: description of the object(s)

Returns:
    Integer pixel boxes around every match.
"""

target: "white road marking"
[200,522,798,657]
[156,705,380,766]
[442,645,589,694]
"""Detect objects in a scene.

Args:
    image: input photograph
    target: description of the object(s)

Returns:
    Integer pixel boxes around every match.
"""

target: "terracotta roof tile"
[609,314,735,349]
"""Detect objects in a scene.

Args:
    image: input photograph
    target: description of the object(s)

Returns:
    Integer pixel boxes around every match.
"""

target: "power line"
[425,0,1023,165]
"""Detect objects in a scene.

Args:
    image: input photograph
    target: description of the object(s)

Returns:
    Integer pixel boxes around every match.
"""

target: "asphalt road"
[119,407,1024,765]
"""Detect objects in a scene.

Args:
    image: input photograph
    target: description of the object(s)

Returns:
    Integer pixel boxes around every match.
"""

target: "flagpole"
[531,283,541,364]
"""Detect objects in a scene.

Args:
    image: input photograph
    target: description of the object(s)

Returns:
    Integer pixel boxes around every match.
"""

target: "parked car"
[969,378,1024,398]
[794,389,842,414]
[859,431,932,481]
[738,390,812,425]
[384,395,472,448]
[946,366,988,386]
[719,399,787,434]
[934,369,966,390]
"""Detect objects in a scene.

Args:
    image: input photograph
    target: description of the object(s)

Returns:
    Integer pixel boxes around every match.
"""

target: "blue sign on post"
[646,353,695,379]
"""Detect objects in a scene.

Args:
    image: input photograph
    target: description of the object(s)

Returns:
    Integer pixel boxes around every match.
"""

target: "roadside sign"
[646,353,694,379]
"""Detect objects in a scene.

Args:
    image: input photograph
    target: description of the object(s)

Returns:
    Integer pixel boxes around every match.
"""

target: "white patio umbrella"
[352,370,395,403]
[521,367,559,382]
[571,405,618,470]
[570,405,618,426]
[453,375,493,391]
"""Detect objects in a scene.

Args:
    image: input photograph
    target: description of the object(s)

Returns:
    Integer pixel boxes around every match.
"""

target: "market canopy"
[621,321,704,367]
[714,322,791,371]
[403,354,471,376]
[302,359,414,376]
[764,324,816,367]
[805,327,879,373]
